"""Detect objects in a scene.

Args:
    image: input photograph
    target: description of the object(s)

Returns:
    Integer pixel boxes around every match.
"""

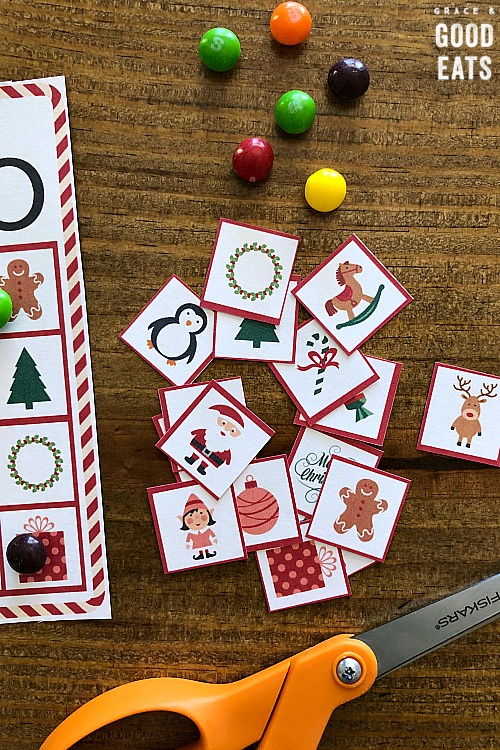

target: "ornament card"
[417,363,500,466]
[0,77,109,622]
[201,219,300,324]
[293,235,413,355]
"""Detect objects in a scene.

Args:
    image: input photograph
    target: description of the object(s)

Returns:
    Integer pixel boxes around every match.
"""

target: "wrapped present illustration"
[266,540,335,598]
[18,516,67,583]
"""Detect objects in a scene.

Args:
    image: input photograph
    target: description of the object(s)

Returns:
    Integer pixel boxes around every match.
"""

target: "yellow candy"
[305,168,346,212]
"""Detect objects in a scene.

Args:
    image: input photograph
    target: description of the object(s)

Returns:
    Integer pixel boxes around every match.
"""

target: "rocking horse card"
[268,319,379,425]
[148,480,247,574]
[294,357,403,447]
[201,219,300,325]
[307,456,411,562]
[293,234,413,355]
[417,363,500,467]
[157,381,274,499]
[119,275,216,386]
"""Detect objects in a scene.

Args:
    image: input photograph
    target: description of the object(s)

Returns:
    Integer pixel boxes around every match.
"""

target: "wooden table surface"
[0,1,498,748]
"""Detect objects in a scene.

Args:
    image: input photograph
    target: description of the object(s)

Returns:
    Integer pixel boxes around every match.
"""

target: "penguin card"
[201,219,300,325]
[119,275,216,386]
[307,456,411,562]
[292,234,413,355]
[230,455,301,553]
[148,480,247,574]
[268,319,379,425]
[214,276,300,363]
[157,381,275,499]
[294,357,403,447]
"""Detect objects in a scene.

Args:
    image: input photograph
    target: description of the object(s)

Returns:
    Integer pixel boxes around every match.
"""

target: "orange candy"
[270,2,312,46]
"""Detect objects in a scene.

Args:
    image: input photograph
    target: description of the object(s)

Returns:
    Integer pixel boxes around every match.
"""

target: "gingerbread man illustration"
[0,259,44,321]
[333,478,388,542]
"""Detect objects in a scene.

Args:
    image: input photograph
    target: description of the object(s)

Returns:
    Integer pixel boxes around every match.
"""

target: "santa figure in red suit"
[178,493,217,561]
[184,403,244,476]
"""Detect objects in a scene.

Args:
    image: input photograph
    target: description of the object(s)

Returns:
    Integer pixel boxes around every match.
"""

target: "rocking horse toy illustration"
[325,261,384,330]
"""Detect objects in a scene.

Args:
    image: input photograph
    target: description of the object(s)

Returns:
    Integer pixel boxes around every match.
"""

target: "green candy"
[198,28,241,72]
[275,90,316,134]
[0,289,12,329]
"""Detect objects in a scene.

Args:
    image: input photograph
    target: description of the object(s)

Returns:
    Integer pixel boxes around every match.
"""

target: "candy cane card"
[293,235,413,355]
[417,363,500,467]
[269,319,379,424]
[157,381,274,499]
[119,275,216,386]
[307,456,411,562]
[230,455,301,552]
[201,219,300,325]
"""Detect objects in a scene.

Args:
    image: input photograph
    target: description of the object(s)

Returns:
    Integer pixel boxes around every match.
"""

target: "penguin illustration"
[147,303,208,366]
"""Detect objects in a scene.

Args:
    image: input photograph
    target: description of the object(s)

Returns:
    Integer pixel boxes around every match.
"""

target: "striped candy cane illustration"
[300,332,339,396]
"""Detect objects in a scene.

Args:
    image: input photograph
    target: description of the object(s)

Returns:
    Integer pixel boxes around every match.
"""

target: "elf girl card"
[201,219,300,325]
[293,234,413,355]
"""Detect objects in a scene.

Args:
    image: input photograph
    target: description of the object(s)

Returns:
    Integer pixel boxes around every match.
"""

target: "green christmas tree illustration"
[7,348,51,410]
[234,318,280,349]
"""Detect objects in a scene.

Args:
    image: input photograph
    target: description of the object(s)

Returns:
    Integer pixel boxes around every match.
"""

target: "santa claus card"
[269,319,379,425]
[307,456,411,562]
[230,455,301,553]
[157,381,274,499]
[148,481,246,574]
[293,235,413,355]
[201,219,300,325]
[119,275,215,386]
[214,276,300,363]
[294,357,402,447]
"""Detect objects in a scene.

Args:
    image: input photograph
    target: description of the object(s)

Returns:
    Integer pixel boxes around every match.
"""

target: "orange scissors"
[41,573,499,750]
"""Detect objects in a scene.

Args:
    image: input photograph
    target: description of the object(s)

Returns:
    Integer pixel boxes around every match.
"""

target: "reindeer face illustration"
[451,376,497,448]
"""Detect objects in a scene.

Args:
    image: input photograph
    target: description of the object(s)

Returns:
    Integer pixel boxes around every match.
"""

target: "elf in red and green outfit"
[178,493,218,561]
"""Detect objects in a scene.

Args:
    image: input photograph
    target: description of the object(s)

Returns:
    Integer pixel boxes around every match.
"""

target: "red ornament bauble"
[236,475,280,535]
[232,137,274,183]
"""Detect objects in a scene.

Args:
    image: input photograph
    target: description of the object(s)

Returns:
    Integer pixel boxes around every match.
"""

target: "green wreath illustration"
[226,242,283,300]
[8,435,64,492]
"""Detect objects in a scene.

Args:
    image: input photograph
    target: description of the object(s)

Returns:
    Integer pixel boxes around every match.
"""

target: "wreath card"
[201,219,300,325]
[157,381,274,499]
[417,363,500,467]
[307,456,411,562]
[214,276,300,363]
[119,275,216,386]
[293,234,413,355]
[269,319,379,424]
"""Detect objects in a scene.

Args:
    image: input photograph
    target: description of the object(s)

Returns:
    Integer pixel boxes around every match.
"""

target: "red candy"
[232,138,274,183]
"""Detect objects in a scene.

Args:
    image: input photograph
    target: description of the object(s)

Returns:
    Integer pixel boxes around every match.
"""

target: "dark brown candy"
[327,58,370,100]
[6,533,47,575]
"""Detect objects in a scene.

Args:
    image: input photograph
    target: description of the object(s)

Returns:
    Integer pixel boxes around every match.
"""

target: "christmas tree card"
[119,275,216,386]
[268,319,379,424]
[230,455,301,553]
[214,276,300,363]
[293,234,413,355]
[201,219,300,325]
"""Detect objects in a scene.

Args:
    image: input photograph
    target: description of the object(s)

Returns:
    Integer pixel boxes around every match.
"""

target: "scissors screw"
[336,657,363,685]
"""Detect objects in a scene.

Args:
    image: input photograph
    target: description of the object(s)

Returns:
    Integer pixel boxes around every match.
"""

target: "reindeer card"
[148,481,247,574]
[269,319,379,424]
[417,363,500,466]
[288,427,383,518]
[157,381,274,499]
[294,357,402,447]
[214,276,300,363]
[119,275,216,386]
[293,235,413,355]
[256,521,350,612]
[307,456,411,562]
[230,455,301,553]
[201,219,300,325]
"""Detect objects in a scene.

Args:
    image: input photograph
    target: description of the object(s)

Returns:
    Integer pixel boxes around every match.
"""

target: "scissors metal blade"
[357,572,500,679]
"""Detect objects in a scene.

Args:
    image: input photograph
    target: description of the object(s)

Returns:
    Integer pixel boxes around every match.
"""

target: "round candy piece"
[232,137,274,183]
[0,289,12,329]
[270,2,312,46]
[275,90,316,135]
[327,58,370,100]
[305,168,347,212]
[6,533,47,575]
[198,28,241,72]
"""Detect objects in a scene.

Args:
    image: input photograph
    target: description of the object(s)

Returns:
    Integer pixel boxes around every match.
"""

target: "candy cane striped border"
[0,81,107,620]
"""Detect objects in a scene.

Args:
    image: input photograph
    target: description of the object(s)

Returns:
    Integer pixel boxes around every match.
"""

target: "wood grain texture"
[0,1,498,748]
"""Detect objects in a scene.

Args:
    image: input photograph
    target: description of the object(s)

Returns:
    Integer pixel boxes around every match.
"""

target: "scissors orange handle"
[40,634,377,750]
